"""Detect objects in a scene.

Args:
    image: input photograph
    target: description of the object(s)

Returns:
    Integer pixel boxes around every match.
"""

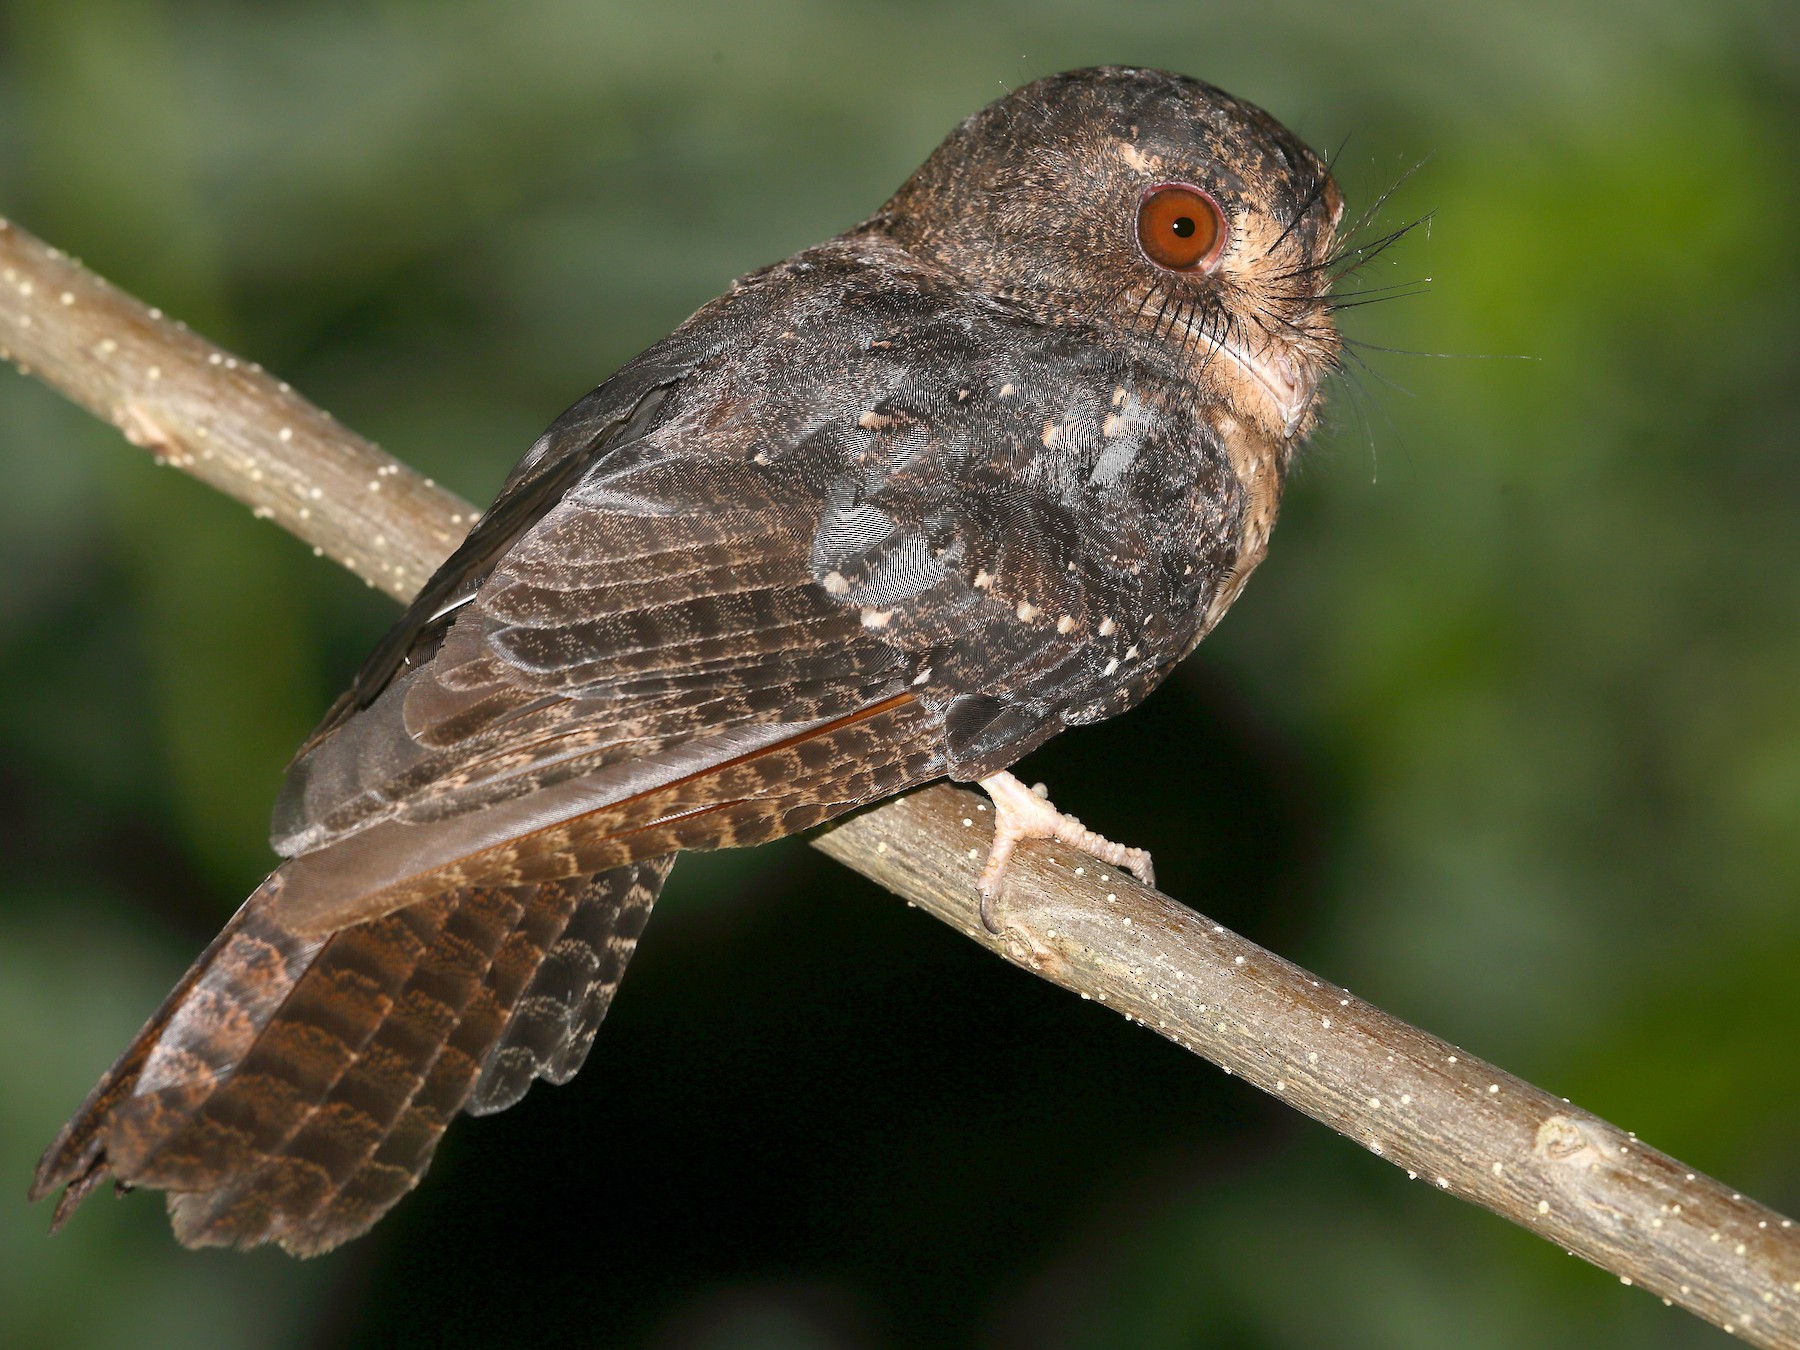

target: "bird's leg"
[974,770,1156,932]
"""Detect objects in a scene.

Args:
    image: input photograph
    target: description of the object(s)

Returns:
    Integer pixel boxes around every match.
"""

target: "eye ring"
[1135,183,1228,274]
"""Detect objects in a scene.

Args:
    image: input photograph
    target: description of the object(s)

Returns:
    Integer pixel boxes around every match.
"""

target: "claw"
[974,771,1155,932]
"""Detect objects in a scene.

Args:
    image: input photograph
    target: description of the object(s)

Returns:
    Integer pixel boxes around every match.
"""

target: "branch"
[5,213,1797,1348]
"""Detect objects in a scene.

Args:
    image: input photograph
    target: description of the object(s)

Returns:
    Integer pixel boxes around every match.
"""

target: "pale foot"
[974,770,1155,932]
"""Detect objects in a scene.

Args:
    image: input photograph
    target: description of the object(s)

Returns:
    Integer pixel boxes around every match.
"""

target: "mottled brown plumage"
[33,67,1342,1253]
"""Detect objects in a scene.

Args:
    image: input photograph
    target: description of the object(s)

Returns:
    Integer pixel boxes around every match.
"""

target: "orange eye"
[1135,184,1226,273]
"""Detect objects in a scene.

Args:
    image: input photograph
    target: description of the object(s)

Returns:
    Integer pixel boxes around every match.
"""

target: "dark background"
[2,3,1797,1347]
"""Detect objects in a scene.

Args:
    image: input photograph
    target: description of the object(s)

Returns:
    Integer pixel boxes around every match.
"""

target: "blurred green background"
[1,1,1796,1347]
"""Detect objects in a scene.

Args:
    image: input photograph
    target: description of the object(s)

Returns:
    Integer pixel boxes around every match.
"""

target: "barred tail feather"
[31,858,674,1255]
[470,855,671,1115]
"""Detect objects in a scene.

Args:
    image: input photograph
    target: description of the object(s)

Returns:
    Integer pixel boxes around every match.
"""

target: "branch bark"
[4,212,1796,1348]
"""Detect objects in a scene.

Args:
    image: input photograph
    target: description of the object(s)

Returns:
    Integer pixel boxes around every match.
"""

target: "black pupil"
[1170,215,1196,238]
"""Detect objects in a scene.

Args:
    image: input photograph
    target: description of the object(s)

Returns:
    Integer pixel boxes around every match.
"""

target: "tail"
[30,856,673,1255]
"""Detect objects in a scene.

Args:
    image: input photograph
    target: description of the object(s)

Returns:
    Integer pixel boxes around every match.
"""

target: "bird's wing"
[270,433,933,933]
[291,330,708,760]
[267,248,1242,936]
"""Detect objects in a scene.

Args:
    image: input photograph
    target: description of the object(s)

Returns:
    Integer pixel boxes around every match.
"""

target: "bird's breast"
[1195,409,1286,639]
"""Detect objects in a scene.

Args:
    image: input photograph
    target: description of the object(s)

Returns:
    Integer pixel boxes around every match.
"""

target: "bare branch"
[4,213,1796,1348]
[0,216,466,602]
[817,789,1800,1346]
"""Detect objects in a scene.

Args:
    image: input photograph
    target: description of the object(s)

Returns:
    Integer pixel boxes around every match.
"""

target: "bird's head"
[875,67,1344,446]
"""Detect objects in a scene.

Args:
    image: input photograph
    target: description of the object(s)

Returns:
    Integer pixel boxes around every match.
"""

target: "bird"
[31,66,1343,1255]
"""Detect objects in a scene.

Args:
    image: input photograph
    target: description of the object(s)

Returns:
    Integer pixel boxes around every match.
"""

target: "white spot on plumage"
[1016,600,1039,623]
[1116,141,1155,173]
[821,571,850,596]
[860,607,893,628]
